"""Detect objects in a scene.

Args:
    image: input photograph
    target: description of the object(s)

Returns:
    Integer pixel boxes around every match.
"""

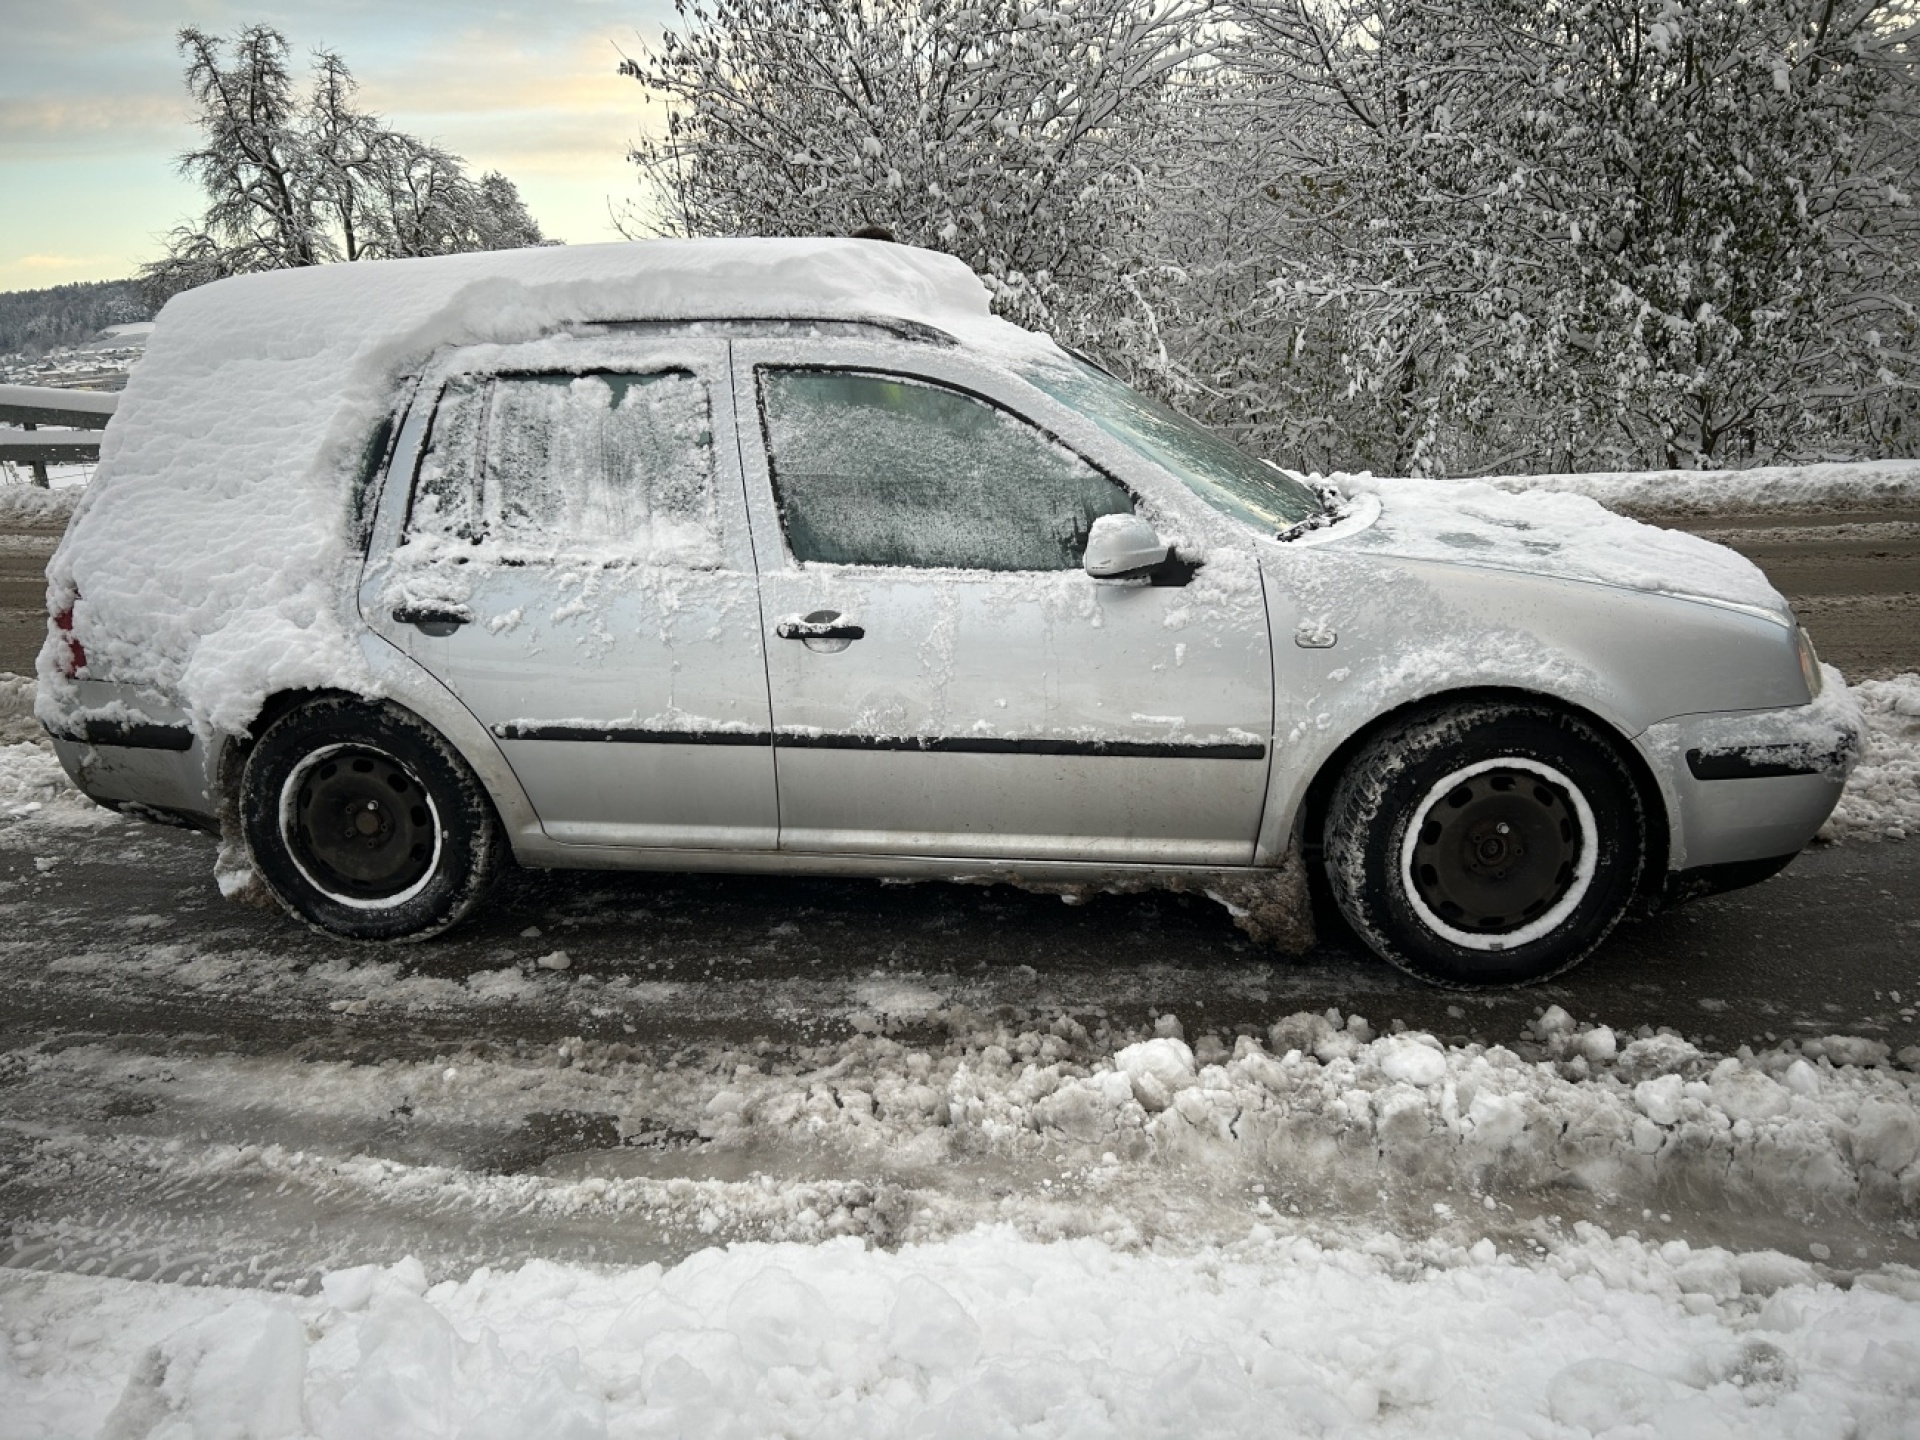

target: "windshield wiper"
[1274,474,1347,542]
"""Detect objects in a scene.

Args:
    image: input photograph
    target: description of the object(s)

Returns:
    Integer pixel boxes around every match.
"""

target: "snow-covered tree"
[142,26,548,303]
[1201,0,1920,471]
[619,0,1210,345]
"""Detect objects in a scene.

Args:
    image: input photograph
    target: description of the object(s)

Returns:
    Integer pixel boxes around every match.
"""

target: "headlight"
[1795,625,1823,699]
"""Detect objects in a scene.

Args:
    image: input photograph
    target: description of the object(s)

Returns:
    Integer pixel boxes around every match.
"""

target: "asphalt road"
[0,800,1915,1061]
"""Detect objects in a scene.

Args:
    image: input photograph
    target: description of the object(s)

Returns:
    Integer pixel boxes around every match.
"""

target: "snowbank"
[9,1222,1920,1438]
[0,483,81,527]
[1474,459,1920,518]
[1824,673,1920,842]
[44,239,1002,736]
[1288,459,1920,519]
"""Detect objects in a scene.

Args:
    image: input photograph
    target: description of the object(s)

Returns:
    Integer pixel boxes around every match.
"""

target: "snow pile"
[0,675,113,824]
[1332,472,1783,610]
[9,1223,1920,1438]
[0,483,81,527]
[23,1005,1918,1258]
[1825,673,1920,842]
[44,239,1003,736]
[1475,459,1920,518]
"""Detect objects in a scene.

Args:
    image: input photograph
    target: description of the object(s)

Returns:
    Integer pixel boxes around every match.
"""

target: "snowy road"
[3,761,1920,1436]
[1,746,1916,1288]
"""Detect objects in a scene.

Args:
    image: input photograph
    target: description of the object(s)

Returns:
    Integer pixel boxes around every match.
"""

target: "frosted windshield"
[759,369,1134,570]
[1021,356,1325,531]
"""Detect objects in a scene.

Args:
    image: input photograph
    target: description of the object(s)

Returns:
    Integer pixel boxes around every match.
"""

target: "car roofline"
[572,315,958,346]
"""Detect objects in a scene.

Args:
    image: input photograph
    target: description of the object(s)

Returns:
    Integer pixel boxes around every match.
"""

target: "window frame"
[750,362,1139,574]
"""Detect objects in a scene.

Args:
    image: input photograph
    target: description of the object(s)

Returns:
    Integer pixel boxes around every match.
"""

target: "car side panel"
[1254,548,1811,868]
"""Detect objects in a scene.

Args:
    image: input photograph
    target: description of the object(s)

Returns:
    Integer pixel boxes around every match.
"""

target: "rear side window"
[757,369,1132,571]
[408,370,719,564]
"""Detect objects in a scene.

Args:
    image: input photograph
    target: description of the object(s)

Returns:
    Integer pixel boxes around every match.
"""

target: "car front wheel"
[240,697,501,940]
[1323,701,1645,986]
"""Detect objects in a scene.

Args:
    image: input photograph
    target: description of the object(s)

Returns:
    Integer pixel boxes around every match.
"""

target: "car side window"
[757,368,1133,571]
[408,370,720,564]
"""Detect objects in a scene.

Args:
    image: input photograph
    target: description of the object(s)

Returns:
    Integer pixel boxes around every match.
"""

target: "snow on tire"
[240,697,501,941]
[1323,700,1644,987]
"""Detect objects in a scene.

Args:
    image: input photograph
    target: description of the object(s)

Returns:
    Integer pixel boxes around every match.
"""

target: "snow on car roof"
[44,240,1004,735]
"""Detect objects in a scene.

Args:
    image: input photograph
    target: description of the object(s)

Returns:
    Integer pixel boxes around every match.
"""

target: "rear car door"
[731,338,1274,864]
[361,342,776,850]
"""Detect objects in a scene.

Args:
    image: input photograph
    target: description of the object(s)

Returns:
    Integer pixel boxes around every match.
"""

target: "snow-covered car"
[39,240,1861,985]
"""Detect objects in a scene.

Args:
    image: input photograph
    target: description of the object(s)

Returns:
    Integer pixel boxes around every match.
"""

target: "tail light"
[52,598,86,678]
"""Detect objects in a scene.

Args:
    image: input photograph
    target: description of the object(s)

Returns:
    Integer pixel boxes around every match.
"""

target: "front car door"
[362,339,776,851]
[731,337,1275,865]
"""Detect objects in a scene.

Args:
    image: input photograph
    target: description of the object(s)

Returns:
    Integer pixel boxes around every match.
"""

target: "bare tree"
[141,25,550,304]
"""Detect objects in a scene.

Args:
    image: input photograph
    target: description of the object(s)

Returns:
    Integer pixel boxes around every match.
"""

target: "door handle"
[392,605,471,637]
[776,610,865,642]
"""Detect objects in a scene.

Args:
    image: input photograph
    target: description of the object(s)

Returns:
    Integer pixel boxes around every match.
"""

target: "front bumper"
[1635,664,1864,877]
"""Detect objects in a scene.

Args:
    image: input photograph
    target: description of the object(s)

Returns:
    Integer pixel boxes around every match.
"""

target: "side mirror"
[1083,513,1170,579]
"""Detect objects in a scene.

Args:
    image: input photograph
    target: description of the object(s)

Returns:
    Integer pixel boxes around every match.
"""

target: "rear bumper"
[44,681,219,830]
[1635,666,1863,876]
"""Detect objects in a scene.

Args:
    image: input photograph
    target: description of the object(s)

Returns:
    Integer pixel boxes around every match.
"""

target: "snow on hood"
[1330,473,1786,614]
[42,239,999,735]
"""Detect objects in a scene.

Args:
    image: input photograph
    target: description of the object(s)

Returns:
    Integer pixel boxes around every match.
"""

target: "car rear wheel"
[1323,701,1644,986]
[240,697,501,940]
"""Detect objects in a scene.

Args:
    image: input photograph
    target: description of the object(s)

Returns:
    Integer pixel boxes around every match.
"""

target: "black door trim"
[494,723,1264,761]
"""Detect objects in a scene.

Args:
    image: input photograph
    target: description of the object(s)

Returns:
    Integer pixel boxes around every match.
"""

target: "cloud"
[0,94,187,143]
[10,253,117,270]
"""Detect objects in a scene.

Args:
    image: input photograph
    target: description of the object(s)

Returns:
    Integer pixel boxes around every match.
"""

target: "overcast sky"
[0,0,678,292]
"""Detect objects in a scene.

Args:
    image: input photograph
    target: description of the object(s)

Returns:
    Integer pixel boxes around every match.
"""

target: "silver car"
[44,258,1860,986]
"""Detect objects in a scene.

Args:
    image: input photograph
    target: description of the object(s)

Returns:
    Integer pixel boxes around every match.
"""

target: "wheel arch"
[1291,685,1671,909]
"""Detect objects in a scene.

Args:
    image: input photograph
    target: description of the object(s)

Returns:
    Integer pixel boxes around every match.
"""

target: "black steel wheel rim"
[285,746,437,900]
[1409,767,1581,935]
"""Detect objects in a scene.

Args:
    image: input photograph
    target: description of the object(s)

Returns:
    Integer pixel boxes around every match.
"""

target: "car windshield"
[1019,354,1326,532]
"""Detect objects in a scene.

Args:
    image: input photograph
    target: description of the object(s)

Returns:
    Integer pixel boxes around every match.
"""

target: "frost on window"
[408,370,718,564]
[410,375,486,543]
[759,369,1133,571]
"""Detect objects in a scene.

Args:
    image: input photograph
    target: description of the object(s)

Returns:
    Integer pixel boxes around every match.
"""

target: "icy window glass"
[410,375,486,543]
[1020,355,1326,531]
[408,370,718,563]
[759,369,1133,570]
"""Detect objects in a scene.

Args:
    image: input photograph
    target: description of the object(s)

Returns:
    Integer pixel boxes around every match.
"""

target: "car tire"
[1322,701,1644,986]
[240,697,501,941]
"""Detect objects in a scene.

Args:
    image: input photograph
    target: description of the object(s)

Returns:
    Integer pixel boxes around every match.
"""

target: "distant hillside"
[0,280,151,357]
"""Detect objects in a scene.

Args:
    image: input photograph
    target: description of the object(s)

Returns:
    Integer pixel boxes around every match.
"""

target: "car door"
[361,342,777,850]
[731,338,1274,865]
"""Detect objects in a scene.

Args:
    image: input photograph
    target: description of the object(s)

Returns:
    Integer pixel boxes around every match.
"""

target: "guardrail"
[0,384,115,486]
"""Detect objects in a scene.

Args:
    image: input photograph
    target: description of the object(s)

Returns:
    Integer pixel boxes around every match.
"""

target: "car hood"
[1311,473,1787,618]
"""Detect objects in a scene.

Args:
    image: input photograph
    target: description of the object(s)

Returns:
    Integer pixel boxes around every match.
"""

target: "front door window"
[758,369,1134,571]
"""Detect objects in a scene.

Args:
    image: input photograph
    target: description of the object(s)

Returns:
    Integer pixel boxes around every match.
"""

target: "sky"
[0,0,679,293]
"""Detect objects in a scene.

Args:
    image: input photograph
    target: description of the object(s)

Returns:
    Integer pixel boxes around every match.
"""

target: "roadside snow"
[1824,673,1920,842]
[13,1005,1920,1264]
[0,676,114,825]
[1475,459,1920,518]
[0,484,81,527]
[6,1220,1919,1438]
